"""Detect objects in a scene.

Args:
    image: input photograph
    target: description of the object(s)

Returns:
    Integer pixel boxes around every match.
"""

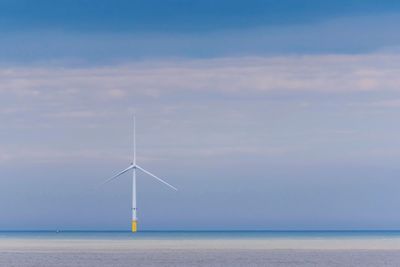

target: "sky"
[1,0,400,230]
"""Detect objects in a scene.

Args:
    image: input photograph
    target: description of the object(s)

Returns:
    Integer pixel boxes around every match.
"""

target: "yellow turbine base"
[131,220,137,232]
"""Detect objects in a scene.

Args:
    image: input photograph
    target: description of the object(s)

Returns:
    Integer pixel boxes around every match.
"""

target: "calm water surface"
[1,231,400,240]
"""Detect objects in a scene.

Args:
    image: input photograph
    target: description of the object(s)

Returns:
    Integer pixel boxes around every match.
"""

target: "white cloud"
[367,99,400,108]
[0,53,400,103]
[1,53,400,165]
[0,148,127,164]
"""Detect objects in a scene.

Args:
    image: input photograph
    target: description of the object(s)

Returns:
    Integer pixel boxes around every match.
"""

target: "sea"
[1,231,400,266]
[1,230,400,240]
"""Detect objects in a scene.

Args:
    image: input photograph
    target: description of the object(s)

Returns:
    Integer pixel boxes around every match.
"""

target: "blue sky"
[1,1,400,230]
[2,0,400,62]
[1,0,399,32]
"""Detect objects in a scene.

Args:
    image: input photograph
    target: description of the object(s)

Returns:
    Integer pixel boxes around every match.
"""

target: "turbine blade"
[101,165,133,186]
[136,165,178,191]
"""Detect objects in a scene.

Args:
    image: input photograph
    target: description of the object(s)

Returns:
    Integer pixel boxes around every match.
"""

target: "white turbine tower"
[102,116,178,232]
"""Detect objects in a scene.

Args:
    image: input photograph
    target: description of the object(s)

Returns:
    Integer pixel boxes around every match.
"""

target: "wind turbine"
[102,116,178,232]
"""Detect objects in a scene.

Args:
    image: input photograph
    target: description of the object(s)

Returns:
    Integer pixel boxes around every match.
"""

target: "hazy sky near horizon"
[2,0,400,230]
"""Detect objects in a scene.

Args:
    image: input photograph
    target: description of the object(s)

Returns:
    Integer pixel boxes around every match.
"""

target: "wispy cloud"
[1,53,400,103]
[366,99,400,108]
[0,147,131,164]
[1,53,400,165]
